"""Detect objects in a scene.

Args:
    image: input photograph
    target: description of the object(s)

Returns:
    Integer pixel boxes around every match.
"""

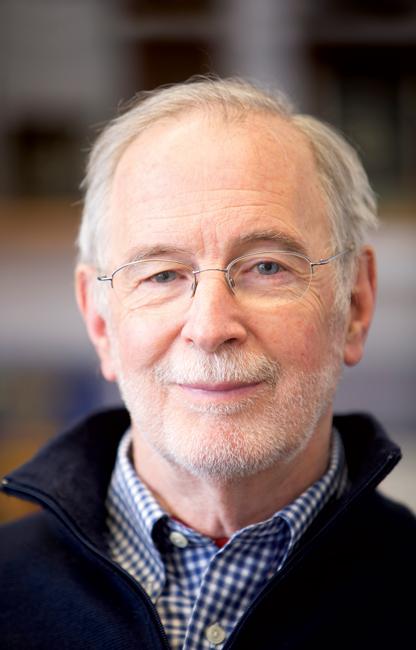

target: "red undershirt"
[172,516,229,548]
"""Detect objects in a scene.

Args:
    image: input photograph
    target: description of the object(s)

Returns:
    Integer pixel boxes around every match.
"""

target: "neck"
[131,415,333,539]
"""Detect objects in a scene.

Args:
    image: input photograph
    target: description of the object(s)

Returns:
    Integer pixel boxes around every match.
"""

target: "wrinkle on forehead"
[108,111,330,263]
[111,110,319,198]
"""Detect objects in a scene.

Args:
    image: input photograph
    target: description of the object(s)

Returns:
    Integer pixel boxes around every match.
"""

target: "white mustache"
[153,349,281,386]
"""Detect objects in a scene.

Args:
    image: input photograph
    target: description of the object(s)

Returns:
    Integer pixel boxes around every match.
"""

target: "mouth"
[176,381,263,402]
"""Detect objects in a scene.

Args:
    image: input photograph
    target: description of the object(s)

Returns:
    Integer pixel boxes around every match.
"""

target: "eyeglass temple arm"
[97,275,113,283]
[311,245,354,269]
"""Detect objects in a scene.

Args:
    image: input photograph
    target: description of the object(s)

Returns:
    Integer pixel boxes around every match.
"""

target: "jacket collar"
[3,409,401,552]
[3,409,130,551]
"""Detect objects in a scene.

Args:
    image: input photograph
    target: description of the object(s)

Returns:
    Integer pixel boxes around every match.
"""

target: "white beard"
[114,340,344,483]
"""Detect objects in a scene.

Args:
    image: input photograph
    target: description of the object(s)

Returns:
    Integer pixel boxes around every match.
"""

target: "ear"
[343,246,377,367]
[75,264,117,382]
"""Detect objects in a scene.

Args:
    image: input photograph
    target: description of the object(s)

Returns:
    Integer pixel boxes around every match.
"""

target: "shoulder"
[0,511,72,628]
[0,510,98,598]
[370,489,416,526]
[0,511,66,574]
[1,510,49,543]
[359,490,416,548]
[327,489,416,577]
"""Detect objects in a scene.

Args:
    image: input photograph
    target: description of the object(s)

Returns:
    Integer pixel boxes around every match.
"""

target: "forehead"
[107,110,329,264]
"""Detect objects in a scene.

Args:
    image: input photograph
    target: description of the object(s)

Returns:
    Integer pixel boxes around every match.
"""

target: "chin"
[146,404,318,483]
[117,345,343,483]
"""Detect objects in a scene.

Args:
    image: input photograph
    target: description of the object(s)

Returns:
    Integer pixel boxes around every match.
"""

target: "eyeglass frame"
[96,245,354,305]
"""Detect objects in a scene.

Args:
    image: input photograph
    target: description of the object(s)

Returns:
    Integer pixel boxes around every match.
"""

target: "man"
[1,77,414,649]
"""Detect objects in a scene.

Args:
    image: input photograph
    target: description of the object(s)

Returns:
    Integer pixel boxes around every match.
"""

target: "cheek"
[261,312,331,370]
[115,313,179,371]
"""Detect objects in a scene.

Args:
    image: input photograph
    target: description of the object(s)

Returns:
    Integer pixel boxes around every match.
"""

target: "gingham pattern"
[106,429,346,649]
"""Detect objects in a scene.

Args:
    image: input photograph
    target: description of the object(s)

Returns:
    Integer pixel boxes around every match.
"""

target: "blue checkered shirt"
[106,429,347,650]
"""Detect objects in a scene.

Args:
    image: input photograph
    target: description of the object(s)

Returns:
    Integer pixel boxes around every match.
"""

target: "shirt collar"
[107,426,346,557]
[279,428,347,550]
[107,430,167,545]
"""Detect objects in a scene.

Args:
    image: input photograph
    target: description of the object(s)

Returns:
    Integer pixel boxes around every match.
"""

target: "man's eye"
[256,261,282,275]
[151,270,178,283]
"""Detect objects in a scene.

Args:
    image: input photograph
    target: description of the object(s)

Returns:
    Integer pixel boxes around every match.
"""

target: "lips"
[175,381,264,407]
[179,381,261,392]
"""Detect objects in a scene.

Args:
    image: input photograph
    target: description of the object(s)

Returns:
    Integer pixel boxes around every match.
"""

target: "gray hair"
[78,76,378,297]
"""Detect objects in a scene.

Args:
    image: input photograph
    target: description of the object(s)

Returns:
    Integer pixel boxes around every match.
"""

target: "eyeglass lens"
[111,252,313,311]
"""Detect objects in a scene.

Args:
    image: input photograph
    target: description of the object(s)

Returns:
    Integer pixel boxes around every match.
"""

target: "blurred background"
[1,0,415,522]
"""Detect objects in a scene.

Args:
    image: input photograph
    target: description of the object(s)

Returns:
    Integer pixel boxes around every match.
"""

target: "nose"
[181,272,248,352]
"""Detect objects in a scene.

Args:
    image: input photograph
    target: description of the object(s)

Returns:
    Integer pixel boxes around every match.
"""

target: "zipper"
[1,477,172,650]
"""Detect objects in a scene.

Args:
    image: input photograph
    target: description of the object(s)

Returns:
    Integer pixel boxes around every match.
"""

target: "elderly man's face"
[98,112,348,480]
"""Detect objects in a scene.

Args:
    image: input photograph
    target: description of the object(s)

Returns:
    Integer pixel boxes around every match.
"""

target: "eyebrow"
[123,245,191,265]
[236,230,309,257]
[120,229,309,267]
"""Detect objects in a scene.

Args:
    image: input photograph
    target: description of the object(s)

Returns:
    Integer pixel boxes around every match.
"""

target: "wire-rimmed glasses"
[97,248,353,312]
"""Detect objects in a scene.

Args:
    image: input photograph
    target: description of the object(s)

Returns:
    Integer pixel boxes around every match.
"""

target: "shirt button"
[205,623,226,645]
[169,531,188,548]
